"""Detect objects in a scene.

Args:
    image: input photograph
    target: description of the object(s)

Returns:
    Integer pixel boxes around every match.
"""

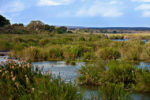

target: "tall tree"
[0,15,10,27]
[56,26,67,34]
[44,24,55,32]
[27,20,44,31]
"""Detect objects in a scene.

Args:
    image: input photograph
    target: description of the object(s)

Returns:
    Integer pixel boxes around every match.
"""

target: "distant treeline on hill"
[1,14,150,34]
[0,15,71,34]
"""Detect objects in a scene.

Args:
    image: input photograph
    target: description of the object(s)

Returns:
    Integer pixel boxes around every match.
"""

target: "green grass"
[0,60,82,100]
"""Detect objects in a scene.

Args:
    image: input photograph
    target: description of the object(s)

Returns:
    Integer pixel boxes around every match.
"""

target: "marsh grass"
[78,60,150,93]
[98,83,130,100]
[0,60,82,100]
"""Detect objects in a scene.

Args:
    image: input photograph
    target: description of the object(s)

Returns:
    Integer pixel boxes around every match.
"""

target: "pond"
[32,60,150,100]
[111,39,148,43]
[1,56,150,100]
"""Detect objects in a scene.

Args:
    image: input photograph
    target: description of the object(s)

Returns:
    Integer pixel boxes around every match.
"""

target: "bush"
[0,61,81,100]
[135,68,150,93]
[78,60,105,85]
[39,39,49,46]
[98,47,121,60]
[99,83,130,100]
[0,40,12,51]
[47,46,63,60]
[63,45,84,61]
[121,45,142,61]
[106,61,137,88]
[18,46,43,61]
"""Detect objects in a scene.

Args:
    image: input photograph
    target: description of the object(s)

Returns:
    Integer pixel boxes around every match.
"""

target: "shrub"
[134,68,150,93]
[0,40,12,51]
[121,45,142,61]
[98,47,121,60]
[18,46,42,61]
[82,52,95,61]
[78,60,105,85]
[106,61,137,88]
[63,45,84,61]
[0,61,82,100]
[47,46,63,60]
[39,39,49,46]
[99,83,130,100]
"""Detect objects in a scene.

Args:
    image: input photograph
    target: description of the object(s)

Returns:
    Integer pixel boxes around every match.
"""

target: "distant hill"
[67,26,150,30]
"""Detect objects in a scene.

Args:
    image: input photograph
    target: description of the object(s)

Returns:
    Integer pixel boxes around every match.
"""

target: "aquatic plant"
[99,83,130,100]
[97,47,121,60]
[0,60,82,100]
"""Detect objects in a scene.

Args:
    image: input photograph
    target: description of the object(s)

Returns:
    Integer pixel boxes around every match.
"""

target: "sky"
[0,0,150,27]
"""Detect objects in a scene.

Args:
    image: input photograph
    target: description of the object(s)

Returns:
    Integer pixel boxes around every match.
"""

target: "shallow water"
[1,56,150,100]
[32,60,150,100]
[111,39,148,43]
[32,61,85,82]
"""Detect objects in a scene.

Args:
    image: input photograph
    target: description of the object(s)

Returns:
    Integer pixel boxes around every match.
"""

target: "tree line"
[0,15,70,34]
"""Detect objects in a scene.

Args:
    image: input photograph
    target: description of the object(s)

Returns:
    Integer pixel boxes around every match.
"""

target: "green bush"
[78,60,105,85]
[106,61,137,88]
[98,47,121,60]
[20,46,42,61]
[0,61,82,100]
[39,39,49,46]
[63,45,84,61]
[0,40,12,51]
[47,46,63,60]
[99,83,130,100]
[135,68,150,93]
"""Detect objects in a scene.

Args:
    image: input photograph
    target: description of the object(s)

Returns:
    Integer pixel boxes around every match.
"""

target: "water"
[32,60,150,100]
[32,61,85,82]
[1,56,150,100]
[111,39,148,43]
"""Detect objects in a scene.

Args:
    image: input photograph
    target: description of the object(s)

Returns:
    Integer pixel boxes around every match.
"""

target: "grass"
[1,33,150,99]
[78,60,150,93]
[0,60,82,100]
[0,33,149,63]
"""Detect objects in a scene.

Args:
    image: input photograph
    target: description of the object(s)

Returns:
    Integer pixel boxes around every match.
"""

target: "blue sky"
[0,0,150,27]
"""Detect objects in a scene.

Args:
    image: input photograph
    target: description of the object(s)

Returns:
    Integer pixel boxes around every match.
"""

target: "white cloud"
[143,11,150,17]
[135,4,150,17]
[37,0,74,6]
[135,4,150,10]
[0,1,24,13]
[76,1,123,17]
[131,0,150,2]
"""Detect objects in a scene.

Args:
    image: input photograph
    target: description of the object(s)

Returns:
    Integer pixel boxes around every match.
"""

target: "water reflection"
[1,56,150,100]
[111,39,148,43]
[32,61,85,82]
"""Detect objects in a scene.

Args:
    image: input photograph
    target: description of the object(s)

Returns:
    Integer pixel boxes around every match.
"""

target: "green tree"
[56,26,67,34]
[27,20,44,31]
[0,15,10,27]
[44,24,55,32]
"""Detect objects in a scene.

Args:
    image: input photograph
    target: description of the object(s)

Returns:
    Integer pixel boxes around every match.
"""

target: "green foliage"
[39,39,49,46]
[106,61,137,88]
[0,40,12,51]
[99,83,130,100]
[78,60,105,85]
[47,46,63,60]
[98,47,121,60]
[83,52,95,61]
[0,15,10,27]
[134,68,150,93]
[0,61,81,100]
[56,26,67,34]
[19,46,42,61]
[27,20,44,31]
[44,25,55,32]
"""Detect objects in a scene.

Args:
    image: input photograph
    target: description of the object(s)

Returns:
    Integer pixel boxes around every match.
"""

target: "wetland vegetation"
[0,15,150,100]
